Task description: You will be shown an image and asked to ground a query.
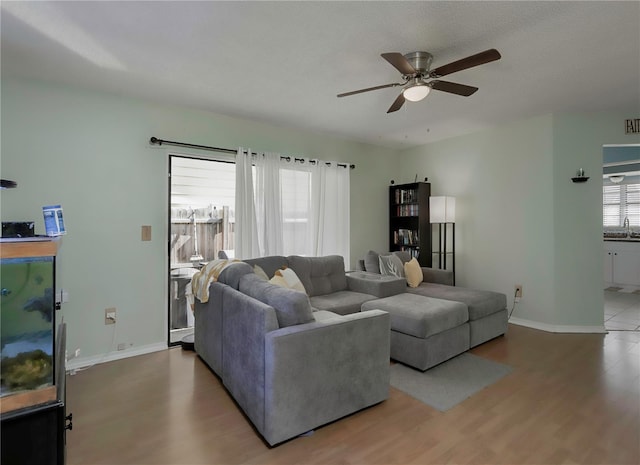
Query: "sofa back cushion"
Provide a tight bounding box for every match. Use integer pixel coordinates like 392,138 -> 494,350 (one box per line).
218,262 -> 254,290
364,250 -> 381,273
392,250 -> 412,264
243,256 -> 289,279
287,255 -> 347,297
239,273 -> 314,327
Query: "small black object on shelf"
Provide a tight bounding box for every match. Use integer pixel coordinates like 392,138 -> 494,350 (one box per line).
571,176 -> 589,183
0,179 -> 17,189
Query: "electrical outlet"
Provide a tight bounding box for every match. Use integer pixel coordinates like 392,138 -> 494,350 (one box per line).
515,284 -> 523,302
57,289 -> 69,303
105,307 -> 116,325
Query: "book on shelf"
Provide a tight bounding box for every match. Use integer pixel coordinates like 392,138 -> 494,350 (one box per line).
396,204 -> 419,217
393,229 -> 419,246
394,188 -> 418,205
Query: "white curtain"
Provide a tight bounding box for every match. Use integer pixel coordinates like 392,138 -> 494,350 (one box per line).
235,148 -> 350,265
234,148 -> 260,259
310,161 -> 351,268
253,152 -> 284,256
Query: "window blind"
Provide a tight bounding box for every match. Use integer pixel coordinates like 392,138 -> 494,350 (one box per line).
603,183 -> 640,227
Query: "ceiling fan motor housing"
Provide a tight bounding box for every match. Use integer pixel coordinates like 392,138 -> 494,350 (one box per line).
403,51 -> 433,75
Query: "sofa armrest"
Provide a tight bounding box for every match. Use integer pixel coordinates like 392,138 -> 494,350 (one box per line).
346,272 -> 406,297
263,310 -> 390,445
422,267 -> 454,286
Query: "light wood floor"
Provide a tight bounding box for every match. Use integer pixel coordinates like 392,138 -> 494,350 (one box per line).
66,325 -> 640,465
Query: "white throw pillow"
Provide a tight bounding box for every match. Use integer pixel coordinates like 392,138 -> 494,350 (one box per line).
378,254 -> 405,278
253,264 -> 269,281
270,267 -> 307,293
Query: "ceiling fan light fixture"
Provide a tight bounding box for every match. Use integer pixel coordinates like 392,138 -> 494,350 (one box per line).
609,175 -> 625,184
403,82 -> 431,102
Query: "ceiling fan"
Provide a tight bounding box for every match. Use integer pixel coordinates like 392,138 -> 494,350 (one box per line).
337,49 -> 501,113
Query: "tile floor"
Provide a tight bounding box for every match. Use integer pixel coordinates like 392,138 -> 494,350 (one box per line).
604,286 -> 640,331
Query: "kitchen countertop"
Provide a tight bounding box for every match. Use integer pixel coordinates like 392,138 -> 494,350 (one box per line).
604,237 -> 640,242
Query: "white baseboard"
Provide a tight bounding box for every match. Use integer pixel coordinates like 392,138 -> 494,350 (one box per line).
509,317 -> 607,334
66,342 -> 167,372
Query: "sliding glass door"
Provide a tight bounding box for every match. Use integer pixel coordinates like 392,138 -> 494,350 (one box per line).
168,155 -> 235,345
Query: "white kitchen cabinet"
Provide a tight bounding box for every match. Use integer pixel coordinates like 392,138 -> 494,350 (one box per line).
604,241 -> 640,286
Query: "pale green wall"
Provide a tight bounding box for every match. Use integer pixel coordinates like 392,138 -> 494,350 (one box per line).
400,115 -> 557,326
1,77 -> 396,361
552,113 -> 640,327
400,111 -> 640,331
3,77 -> 636,363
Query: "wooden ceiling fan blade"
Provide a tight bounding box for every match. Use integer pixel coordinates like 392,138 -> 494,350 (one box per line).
430,80 -> 478,96
337,83 -> 401,98
381,52 -> 417,75
387,93 -> 405,113
430,49 -> 501,78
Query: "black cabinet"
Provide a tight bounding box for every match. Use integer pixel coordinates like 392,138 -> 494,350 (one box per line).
389,182 -> 431,266
1,323 -> 68,465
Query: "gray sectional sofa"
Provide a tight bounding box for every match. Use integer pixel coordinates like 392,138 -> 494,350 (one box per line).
194,253 -> 507,445
194,256 -> 391,446
357,250 -> 508,370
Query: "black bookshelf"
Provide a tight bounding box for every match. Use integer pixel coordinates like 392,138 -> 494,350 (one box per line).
389,182 -> 431,267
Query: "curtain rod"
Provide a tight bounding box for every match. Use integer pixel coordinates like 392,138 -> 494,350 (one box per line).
149,137 -> 355,169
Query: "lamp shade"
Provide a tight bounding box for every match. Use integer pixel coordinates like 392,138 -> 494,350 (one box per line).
429,196 -> 456,223
403,83 -> 431,102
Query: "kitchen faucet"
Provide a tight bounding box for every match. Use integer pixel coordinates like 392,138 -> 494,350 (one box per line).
623,216 -> 630,236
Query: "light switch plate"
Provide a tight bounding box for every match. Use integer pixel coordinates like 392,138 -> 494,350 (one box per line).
141,225 -> 152,241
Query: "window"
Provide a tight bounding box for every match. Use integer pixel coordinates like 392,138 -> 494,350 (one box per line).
603,183 -> 640,227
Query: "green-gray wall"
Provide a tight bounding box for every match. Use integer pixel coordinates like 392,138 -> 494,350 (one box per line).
3,77 -> 638,365
401,112 -> 640,331
1,77 -> 396,364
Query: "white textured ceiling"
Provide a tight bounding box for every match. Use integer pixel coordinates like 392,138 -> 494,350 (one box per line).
2,1 -> 639,149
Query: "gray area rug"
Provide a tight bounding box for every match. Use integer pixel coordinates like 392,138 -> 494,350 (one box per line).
390,353 -> 512,411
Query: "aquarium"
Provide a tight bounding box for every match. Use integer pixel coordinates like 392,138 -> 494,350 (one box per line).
1,255 -> 55,398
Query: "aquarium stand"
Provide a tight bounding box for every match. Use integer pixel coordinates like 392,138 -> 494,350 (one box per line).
1,239 -> 69,465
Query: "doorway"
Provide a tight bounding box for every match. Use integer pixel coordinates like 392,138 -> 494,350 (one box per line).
602,144 -> 640,331
168,155 -> 235,345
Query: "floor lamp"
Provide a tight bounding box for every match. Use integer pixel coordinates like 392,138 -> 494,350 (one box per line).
430,196 -> 456,285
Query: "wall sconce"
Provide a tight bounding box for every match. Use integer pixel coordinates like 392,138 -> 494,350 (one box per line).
571,169 -> 589,183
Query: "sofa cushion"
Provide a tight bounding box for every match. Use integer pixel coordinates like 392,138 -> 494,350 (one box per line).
364,250 -> 381,274
243,256 -> 289,279
253,265 -> 269,281
379,254 -> 405,278
313,310 -> 342,322
218,262 -> 255,290
288,255 -> 347,297
407,283 -> 507,320
361,293 -> 468,339
392,250 -> 412,264
310,290 -> 377,315
239,273 -> 314,327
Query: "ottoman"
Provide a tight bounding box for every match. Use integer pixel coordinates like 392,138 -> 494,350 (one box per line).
362,293 -> 469,371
